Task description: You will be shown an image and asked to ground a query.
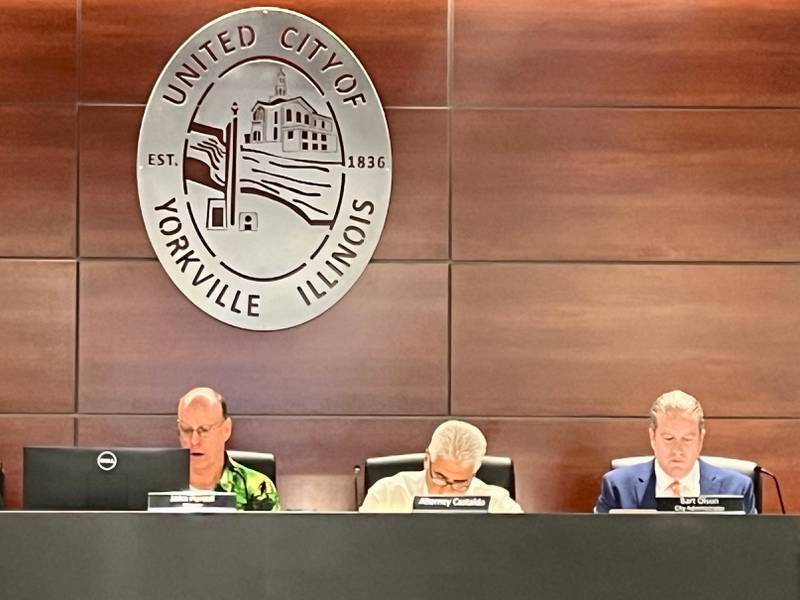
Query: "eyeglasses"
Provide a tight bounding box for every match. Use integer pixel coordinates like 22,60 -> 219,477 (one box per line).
177,419 -> 225,439
426,459 -> 473,492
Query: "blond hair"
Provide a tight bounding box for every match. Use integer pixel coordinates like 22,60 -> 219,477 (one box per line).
649,390 -> 704,430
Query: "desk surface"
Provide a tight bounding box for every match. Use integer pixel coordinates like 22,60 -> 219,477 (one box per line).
0,513 -> 796,600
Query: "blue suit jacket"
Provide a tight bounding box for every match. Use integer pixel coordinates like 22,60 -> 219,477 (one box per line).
594,458 -> 757,514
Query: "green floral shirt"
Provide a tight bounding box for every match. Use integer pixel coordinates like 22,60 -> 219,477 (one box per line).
217,455 -> 280,511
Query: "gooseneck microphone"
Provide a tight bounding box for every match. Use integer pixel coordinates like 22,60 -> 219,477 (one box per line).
352,465 -> 361,510
755,466 -> 786,514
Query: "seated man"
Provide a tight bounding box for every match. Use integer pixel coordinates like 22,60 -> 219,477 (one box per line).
177,386 -> 280,511
594,389 -> 756,514
360,419 -> 523,513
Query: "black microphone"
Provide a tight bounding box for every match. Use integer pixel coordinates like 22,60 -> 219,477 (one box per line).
352,465 -> 361,510
755,466 -> 786,514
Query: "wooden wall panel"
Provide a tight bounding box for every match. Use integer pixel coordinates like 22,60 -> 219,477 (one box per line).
77,107 -> 448,260
81,0 -> 447,106
454,0 -> 800,107
79,106 -> 152,258
472,418 -> 650,514
0,106 -> 76,257
0,416 -> 74,509
78,416 -> 178,448
0,0 -> 76,103
0,262 -> 76,413
79,261 -> 448,415
452,263 -> 800,418
452,109 -> 800,261
375,110 -> 449,260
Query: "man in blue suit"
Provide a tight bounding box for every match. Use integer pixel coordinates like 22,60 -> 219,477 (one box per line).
594,390 -> 757,514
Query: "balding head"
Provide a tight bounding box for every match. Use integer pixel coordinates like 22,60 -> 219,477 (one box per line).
177,386 -> 228,420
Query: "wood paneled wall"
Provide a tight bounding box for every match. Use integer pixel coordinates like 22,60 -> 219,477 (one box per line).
1,0 -> 799,513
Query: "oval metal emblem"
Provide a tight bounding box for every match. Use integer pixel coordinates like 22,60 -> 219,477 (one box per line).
97,451 -> 118,472
138,8 -> 392,330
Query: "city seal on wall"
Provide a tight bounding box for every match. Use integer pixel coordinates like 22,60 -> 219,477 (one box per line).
137,7 -> 391,330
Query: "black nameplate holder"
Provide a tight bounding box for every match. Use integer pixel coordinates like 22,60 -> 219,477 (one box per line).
656,495 -> 745,514
148,490 -> 237,513
412,495 -> 490,513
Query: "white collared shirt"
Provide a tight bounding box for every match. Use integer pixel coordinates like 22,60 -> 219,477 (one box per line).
654,459 -> 700,497
359,470 -> 523,513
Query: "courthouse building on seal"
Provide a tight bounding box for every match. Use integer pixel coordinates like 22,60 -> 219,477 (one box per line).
244,69 -> 338,153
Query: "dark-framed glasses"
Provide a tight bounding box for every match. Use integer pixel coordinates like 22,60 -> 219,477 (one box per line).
427,460 -> 473,492
177,419 -> 225,439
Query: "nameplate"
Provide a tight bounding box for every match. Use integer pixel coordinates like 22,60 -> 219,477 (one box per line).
147,490 -> 237,513
412,495 -> 490,513
656,495 -> 745,514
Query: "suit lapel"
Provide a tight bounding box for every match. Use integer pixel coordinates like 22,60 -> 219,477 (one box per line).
635,461 -> 657,509
699,459 -> 720,495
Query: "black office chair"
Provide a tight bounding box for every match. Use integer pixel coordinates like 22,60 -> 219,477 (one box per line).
364,453 -> 516,499
611,454 -> 762,513
227,450 -> 276,485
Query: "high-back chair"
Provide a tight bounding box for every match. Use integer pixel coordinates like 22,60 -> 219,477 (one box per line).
227,450 -> 276,485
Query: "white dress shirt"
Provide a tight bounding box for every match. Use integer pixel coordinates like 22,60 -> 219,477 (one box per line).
654,459 -> 700,497
359,470 -> 523,513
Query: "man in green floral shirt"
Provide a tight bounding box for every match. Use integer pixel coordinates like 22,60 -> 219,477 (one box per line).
218,453 -> 280,511
177,387 -> 280,511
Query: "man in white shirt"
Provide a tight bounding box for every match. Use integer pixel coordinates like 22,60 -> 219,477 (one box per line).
594,390 -> 756,513
359,420 -> 523,514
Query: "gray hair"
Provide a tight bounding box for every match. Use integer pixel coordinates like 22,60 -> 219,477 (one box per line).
649,390 -> 704,430
427,420 -> 487,469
